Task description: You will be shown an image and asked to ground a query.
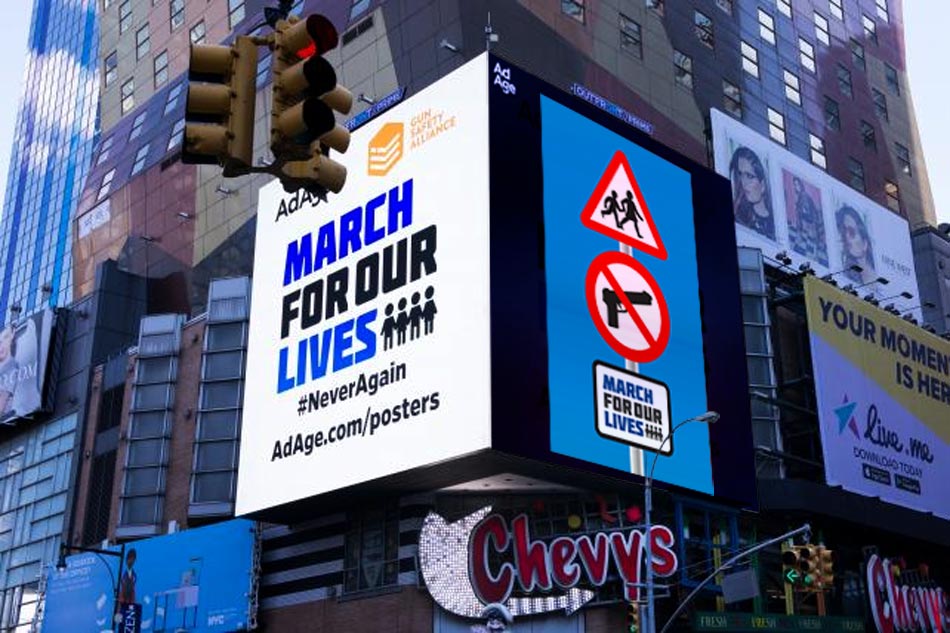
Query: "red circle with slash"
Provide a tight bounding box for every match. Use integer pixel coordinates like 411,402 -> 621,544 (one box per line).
585,251 -> 670,363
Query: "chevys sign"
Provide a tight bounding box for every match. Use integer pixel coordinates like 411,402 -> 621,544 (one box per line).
419,506 -> 678,620
867,554 -> 950,633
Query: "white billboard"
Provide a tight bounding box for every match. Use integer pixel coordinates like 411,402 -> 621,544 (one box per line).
237,56 -> 492,515
711,109 -> 919,307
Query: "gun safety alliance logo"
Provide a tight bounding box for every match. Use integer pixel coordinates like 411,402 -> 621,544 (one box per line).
368,123 -> 404,176
368,109 -> 459,177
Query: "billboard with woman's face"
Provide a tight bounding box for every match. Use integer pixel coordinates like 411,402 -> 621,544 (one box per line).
712,110 -> 918,310
0,309 -> 53,422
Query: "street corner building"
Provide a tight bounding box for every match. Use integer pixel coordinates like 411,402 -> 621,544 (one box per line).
0,1 -> 946,633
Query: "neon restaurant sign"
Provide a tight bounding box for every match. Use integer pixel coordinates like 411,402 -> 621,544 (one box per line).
418,506 -> 678,619
867,555 -> 950,633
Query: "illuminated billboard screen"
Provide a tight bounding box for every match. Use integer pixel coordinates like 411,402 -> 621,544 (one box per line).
43,519 -> 257,633
238,54 -> 757,515
0,308 -> 54,423
805,277 -> 950,517
711,109 -> 919,310
239,56 -> 492,516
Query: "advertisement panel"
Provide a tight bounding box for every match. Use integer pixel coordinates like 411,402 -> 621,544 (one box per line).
711,110 -> 919,308
805,276 -> 950,518
43,519 -> 257,633
487,57 -> 757,506
0,308 -> 53,422
237,56 -> 492,515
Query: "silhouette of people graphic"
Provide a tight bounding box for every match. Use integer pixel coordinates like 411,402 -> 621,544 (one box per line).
422,286 -> 437,335
619,190 -> 644,238
409,292 -> 423,340
395,298 -> 409,345
382,304 -> 397,350
601,190 -> 621,228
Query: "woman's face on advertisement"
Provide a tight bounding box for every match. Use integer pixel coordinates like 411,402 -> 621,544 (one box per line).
842,215 -> 867,260
737,157 -> 765,205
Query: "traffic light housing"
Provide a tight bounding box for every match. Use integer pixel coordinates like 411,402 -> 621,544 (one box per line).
182,37 -> 258,175
271,14 -> 353,194
626,601 -> 640,633
782,545 -> 819,589
817,547 -> 834,588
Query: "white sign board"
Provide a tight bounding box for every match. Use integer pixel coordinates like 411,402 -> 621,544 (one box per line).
237,56 -> 492,515
711,109 -> 919,310
594,361 -> 671,453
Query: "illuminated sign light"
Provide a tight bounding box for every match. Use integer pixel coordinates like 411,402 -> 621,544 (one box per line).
569,84 -> 654,136
866,554 -> 950,633
419,506 -> 678,621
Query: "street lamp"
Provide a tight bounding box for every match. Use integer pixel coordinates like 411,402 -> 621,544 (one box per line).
642,410 -> 719,633
56,541 -> 127,631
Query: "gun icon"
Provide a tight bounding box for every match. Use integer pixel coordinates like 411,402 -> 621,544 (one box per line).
602,289 -> 652,328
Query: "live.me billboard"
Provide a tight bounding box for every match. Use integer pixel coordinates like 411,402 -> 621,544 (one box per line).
806,277 -> 950,517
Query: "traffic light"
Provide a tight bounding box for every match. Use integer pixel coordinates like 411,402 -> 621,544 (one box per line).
271,14 -> 353,194
817,547 -> 834,588
626,601 -> 640,633
182,37 -> 258,176
798,545 -> 819,588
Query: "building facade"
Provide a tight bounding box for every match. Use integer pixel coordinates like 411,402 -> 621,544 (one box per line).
0,0 -> 100,325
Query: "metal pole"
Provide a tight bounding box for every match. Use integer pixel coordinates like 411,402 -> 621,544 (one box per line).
644,473 -> 654,633
114,543 -> 126,633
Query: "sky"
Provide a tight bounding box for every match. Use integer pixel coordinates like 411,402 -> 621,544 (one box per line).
0,3 -> 943,222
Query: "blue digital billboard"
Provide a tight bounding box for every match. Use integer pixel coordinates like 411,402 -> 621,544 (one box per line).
43,519 -> 256,633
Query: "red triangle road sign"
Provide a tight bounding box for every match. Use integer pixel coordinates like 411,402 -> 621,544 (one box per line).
580,151 -> 667,260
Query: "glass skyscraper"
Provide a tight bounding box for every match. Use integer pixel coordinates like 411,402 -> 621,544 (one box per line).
0,0 -> 99,323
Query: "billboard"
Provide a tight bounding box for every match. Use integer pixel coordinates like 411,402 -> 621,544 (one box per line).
487,58 -> 757,506
43,519 -> 257,633
238,56 -> 492,515
805,276 -> 950,517
711,109 -> 919,309
0,308 -> 54,423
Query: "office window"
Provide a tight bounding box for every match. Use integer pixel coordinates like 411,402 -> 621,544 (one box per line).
228,0 -> 245,28
768,108 -> 786,145
129,111 -> 147,141
824,96 -> 840,130
862,15 -> 877,43
170,0 -> 184,31
164,82 -> 183,115
884,181 -> 900,212
783,70 -> 801,105
723,80 -> 742,117
343,506 -> 400,594
741,41 -> 759,78
809,134 -> 827,169
620,14 -> 642,58
190,20 -> 206,45
848,157 -> 865,192
885,63 -> 900,95
97,169 -> 115,201
135,25 -> 150,60
851,39 -> 865,70
799,38 -> 816,73
837,64 -> 852,98
153,50 -> 169,87
716,0 -> 732,15
758,9 -> 776,45
860,120 -> 876,151
776,0 -> 791,17
561,0 -> 585,23
167,118 -> 185,152
895,143 -> 912,176
104,51 -> 117,87
121,77 -> 135,114
673,50 -> 693,89
814,12 -> 830,45
119,0 -> 131,33
830,0 -> 843,20
96,136 -> 114,166
873,88 -> 888,121
694,11 -> 714,48
255,53 -> 270,88
131,144 -> 150,176
877,0 -> 889,22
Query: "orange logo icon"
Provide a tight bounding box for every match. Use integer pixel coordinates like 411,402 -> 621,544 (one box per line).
368,122 -> 404,176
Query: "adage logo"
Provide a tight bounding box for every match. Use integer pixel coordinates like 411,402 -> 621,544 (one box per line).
834,395 -> 860,439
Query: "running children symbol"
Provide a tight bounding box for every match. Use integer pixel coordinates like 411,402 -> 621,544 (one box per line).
381,286 -> 437,350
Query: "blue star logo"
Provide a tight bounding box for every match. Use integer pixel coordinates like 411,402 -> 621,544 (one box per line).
834,396 -> 860,438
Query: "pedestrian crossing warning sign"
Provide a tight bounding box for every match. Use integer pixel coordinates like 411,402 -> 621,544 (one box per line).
580,151 -> 667,260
